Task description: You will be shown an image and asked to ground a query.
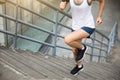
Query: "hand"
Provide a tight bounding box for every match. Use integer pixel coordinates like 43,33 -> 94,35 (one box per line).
96,17 -> 102,25
60,2 -> 67,10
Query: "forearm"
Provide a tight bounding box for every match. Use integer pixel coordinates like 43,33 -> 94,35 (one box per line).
98,0 -> 105,18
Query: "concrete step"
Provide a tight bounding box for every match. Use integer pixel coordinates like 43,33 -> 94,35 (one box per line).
0,60 -> 35,80
0,47 -> 120,80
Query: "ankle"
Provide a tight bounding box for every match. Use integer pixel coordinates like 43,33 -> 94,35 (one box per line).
81,45 -> 85,50
76,61 -> 82,67
78,64 -> 82,68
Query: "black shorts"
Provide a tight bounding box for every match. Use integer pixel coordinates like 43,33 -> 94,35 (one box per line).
71,26 -> 95,38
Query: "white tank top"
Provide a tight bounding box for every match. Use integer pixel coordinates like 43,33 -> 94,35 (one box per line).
70,0 -> 95,30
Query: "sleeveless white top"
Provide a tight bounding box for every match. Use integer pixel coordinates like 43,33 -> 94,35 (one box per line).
70,0 -> 95,30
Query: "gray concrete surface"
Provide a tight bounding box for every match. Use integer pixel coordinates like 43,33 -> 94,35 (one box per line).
0,61 -> 35,80
0,47 -> 120,80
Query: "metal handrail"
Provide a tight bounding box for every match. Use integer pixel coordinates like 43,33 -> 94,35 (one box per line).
37,0 -> 72,18
0,0 -> 118,62
0,29 -> 54,47
107,22 -> 118,54
8,0 -> 72,30
0,0 -> 72,52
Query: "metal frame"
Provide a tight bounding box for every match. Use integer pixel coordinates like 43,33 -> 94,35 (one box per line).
0,0 -> 118,62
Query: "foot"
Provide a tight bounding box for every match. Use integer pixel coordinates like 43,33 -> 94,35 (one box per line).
70,64 -> 84,76
76,44 -> 88,62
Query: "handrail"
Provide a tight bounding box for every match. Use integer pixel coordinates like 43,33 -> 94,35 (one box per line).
0,13 -> 65,40
95,29 -> 109,40
1,0 -> 73,52
7,0 -> 71,30
37,0 -> 72,18
107,21 -> 118,54
109,22 -> 118,40
0,29 -> 54,47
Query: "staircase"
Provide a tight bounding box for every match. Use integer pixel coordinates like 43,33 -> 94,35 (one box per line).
0,46 -> 120,80
0,0 -> 120,80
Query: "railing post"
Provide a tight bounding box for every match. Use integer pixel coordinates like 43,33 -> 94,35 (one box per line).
90,32 -> 95,61
111,25 -> 115,45
31,0 -> 34,24
106,39 -> 111,61
19,0 -> 23,35
98,36 -> 104,62
3,2 -> 8,47
52,10 -> 59,56
13,1 -> 18,48
115,21 -> 118,42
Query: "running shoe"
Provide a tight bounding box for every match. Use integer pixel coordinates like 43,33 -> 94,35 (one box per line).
70,64 -> 84,76
76,44 -> 87,62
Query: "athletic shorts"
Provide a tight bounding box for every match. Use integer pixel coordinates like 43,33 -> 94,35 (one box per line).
71,26 -> 95,38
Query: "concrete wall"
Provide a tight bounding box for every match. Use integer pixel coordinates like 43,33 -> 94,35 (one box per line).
0,0 -> 55,46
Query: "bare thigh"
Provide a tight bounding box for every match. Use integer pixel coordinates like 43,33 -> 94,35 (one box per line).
64,29 -> 90,43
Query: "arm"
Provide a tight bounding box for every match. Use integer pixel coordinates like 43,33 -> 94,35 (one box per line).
96,0 -> 105,25
60,0 -> 69,10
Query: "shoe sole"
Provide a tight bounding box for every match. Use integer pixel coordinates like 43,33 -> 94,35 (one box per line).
77,47 -> 88,62
72,68 -> 84,76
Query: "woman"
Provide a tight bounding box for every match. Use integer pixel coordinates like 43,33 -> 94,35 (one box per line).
60,0 -> 105,76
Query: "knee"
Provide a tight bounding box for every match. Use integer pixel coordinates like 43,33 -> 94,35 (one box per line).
64,36 -> 72,45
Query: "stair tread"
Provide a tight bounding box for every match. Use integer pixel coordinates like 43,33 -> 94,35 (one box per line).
0,47 -> 120,80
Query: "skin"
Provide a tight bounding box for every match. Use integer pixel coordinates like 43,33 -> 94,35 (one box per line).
60,0 -> 105,66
